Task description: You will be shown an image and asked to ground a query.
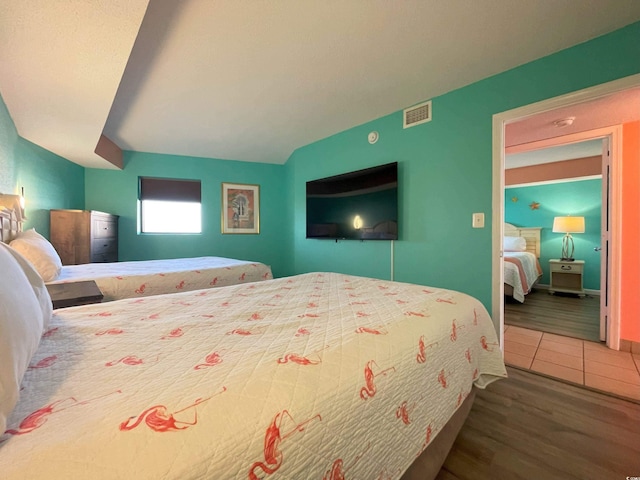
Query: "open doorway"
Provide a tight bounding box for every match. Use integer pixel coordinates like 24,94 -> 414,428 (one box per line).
492,77 -> 640,399
503,139 -> 603,343
492,74 -> 640,353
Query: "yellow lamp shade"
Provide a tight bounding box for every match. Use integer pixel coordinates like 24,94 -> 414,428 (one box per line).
552,216 -> 585,234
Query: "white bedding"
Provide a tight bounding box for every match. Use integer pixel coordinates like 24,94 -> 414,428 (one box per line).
504,251 -> 541,302
1,273 -> 506,479
48,256 -> 273,301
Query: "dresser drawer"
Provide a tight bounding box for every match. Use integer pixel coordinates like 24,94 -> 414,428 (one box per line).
91,251 -> 118,263
92,218 -> 118,239
92,237 -> 117,256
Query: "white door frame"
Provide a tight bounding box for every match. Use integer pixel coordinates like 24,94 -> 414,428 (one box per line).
492,73 -> 640,351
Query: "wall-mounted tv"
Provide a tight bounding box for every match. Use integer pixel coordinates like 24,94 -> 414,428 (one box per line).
306,162 -> 398,240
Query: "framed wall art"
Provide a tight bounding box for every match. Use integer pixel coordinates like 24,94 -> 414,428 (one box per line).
221,183 -> 260,234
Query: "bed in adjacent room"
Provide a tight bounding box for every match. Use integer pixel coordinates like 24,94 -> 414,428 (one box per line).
0,197 -> 273,301
504,222 -> 543,302
0,239 -> 507,480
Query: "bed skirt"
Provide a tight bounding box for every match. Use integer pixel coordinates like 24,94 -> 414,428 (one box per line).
401,388 -> 476,479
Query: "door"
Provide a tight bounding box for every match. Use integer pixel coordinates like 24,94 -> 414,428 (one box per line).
600,137 -> 611,342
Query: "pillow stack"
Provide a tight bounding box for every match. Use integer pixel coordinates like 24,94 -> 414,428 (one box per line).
10,228 -> 62,281
0,243 -> 53,434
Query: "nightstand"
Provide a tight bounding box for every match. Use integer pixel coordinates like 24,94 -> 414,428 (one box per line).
549,259 -> 585,297
46,280 -> 104,309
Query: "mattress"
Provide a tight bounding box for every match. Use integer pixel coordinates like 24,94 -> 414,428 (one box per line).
49,256 -> 273,301
504,251 -> 542,302
1,272 -> 506,479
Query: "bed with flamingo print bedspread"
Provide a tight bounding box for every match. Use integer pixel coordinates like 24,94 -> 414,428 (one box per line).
0,272 -> 506,479
48,256 -> 273,301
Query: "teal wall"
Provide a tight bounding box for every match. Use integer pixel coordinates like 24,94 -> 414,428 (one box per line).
285,22 -> 640,311
84,151 -> 289,277
0,94 -> 19,193
505,179 -> 602,289
2,21 -> 639,315
0,94 -> 84,237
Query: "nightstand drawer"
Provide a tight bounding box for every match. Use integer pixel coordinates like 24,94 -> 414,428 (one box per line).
549,262 -> 583,274
549,259 -> 585,297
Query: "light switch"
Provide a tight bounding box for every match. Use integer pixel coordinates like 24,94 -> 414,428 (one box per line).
472,213 -> 484,228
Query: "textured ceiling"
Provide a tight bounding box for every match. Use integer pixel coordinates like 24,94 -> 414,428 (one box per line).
505,87 -> 640,167
0,0 -> 149,168
2,1 -> 640,169
506,139 -> 603,169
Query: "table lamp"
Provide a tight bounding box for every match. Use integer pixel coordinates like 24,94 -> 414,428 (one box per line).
552,216 -> 585,261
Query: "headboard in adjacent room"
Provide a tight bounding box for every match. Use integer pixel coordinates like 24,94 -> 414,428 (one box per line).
504,222 -> 542,258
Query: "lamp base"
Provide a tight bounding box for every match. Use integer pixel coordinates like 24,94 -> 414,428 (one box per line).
560,257 -> 575,262
560,234 -> 575,263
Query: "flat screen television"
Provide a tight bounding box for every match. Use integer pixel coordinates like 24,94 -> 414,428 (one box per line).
306,162 -> 398,240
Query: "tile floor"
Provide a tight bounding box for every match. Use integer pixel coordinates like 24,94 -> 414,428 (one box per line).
504,324 -> 640,402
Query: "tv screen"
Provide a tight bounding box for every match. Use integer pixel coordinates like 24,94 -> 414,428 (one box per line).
306,162 -> 398,240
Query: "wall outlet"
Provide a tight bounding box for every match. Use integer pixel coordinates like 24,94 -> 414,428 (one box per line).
472,213 -> 485,228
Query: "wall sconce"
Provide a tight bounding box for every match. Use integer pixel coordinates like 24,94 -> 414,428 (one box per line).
19,187 -> 27,221
353,215 -> 363,229
552,216 -> 585,261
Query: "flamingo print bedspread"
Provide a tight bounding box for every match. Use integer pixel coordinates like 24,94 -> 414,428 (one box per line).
1,272 -> 506,479
49,256 -> 273,301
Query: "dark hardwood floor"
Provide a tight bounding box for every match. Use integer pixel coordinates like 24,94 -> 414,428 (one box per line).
437,367 -> 640,480
505,288 -> 600,342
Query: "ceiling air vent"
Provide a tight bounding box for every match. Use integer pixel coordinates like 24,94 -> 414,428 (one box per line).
403,100 -> 432,129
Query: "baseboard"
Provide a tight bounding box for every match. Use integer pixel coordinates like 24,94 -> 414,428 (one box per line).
620,339 -> 640,354
534,284 -> 600,296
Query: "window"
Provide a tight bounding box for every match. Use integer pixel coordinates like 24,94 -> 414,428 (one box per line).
139,177 -> 202,233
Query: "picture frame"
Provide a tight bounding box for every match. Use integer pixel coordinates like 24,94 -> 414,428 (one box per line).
221,183 -> 260,234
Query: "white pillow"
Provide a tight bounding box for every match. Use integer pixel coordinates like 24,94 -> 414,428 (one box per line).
10,228 -> 62,281
4,242 -> 54,329
0,242 -> 51,434
504,235 -> 527,252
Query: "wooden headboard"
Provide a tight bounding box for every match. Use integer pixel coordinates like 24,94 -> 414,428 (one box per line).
0,194 -> 24,243
504,222 -> 542,258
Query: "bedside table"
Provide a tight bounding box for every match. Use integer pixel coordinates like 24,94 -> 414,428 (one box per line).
46,280 -> 104,309
548,259 -> 585,297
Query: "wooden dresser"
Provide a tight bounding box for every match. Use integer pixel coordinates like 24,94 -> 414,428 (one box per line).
50,210 -> 118,265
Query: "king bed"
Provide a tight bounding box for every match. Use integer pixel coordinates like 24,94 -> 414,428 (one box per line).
0,232 -> 507,479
